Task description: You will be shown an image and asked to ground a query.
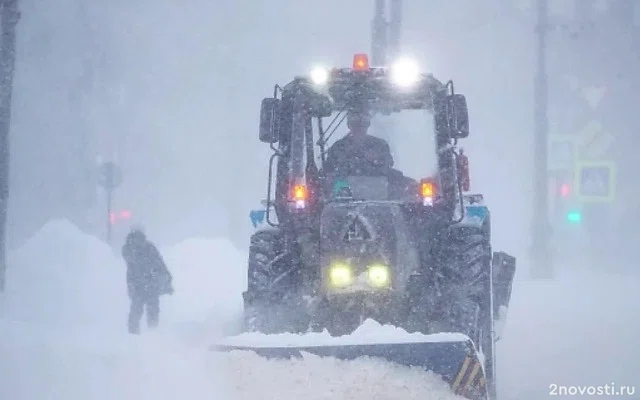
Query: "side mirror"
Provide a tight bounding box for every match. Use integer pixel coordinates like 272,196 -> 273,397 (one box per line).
259,97 -> 280,143
449,94 -> 469,139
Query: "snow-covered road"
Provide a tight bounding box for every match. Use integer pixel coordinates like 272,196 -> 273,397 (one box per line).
499,268 -> 640,399
0,220 -> 638,399
0,320 -> 221,400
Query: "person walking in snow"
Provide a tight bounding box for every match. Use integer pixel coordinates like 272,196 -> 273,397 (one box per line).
122,228 -> 174,334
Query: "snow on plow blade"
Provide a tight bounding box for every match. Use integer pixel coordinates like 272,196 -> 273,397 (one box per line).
213,334 -> 488,400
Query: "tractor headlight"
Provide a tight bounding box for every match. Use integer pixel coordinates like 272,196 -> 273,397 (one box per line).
328,263 -> 352,287
367,264 -> 390,288
389,58 -> 420,88
310,66 -> 329,85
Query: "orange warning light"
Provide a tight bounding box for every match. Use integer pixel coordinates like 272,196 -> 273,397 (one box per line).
292,184 -> 308,201
421,181 -> 435,198
352,53 -> 370,71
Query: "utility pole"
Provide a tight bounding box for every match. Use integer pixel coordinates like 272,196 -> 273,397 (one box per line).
370,0 -> 388,144
371,0 -> 387,67
371,0 -> 403,64
370,0 -> 402,149
97,161 -> 122,245
74,0 -> 96,233
387,0 -> 402,61
531,0 -> 552,278
0,0 -> 20,291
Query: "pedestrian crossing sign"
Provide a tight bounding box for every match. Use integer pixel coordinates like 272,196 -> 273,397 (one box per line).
575,161 -> 616,203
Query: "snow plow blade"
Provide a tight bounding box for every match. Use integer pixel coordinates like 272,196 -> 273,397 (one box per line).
213,335 -> 488,400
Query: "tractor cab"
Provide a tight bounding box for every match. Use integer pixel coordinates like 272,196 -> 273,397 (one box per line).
257,53 -> 470,229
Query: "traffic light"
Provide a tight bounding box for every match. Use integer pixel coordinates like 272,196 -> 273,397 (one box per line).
560,183 -> 570,197
109,209 -> 132,225
566,209 -> 582,223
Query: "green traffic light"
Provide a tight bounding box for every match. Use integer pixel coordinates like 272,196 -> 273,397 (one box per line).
566,210 -> 582,223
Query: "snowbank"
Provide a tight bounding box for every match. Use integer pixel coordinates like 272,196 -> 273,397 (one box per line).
218,349 -> 466,400
2,219 -> 127,328
1,219 -> 247,337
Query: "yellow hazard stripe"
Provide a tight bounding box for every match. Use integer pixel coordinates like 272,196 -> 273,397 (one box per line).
452,356 -> 472,393
452,356 -> 485,397
464,362 -> 483,396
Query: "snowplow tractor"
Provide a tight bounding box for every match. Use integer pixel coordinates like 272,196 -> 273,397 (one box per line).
213,54 -> 517,400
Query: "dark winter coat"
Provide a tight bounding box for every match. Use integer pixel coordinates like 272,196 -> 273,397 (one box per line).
323,132 -> 419,201
324,132 -> 394,177
122,233 -> 173,299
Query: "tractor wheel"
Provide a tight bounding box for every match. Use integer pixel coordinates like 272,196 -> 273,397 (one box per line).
243,229 -> 308,334
442,226 -> 496,398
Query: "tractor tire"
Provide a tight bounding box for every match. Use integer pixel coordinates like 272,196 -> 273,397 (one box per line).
243,229 -> 308,334
434,226 -> 495,398
246,229 -> 285,294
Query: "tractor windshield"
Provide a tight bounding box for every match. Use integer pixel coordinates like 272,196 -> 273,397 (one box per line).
314,108 -> 436,202
372,110 -> 437,179
318,109 -> 437,182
